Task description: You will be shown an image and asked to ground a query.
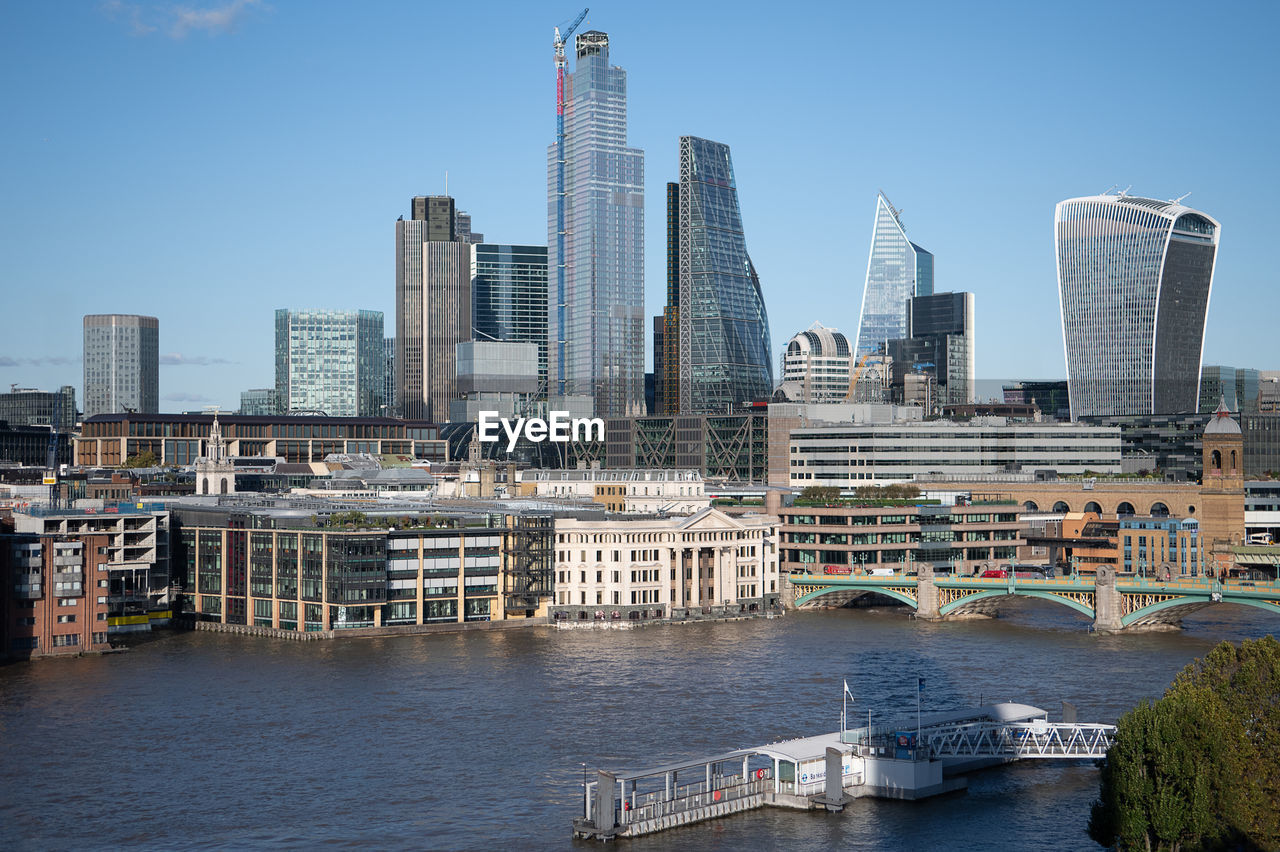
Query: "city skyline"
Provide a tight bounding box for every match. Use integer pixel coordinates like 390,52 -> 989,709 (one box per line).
3,1 -> 1278,411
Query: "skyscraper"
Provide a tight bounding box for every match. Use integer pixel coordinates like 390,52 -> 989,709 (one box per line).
274,309 -> 384,417
658,136 -> 772,414
779,324 -> 856,404
547,30 -> 645,418
887,292 -> 976,407
82,314 -> 158,417
396,195 -> 472,421
1056,194 -> 1218,418
471,244 -> 548,402
383,337 -> 396,416
854,193 -> 934,358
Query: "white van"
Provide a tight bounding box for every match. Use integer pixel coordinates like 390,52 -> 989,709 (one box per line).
869,567 -> 895,576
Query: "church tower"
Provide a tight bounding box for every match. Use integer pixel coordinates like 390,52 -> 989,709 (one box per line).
195,411 -> 236,496
1199,398 -> 1244,558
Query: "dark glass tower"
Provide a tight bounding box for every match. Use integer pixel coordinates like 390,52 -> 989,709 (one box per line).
665,136 -> 773,414
471,244 -> 549,400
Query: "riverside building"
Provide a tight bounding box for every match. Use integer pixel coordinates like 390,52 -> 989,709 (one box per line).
549,507 -> 780,622
789,420 -> 1121,488
1056,193 -> 1219,418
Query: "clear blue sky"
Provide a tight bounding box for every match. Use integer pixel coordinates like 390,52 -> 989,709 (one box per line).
3,0 -> 1278,411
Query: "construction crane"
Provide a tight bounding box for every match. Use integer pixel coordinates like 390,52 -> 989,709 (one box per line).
553,7 -> 588,399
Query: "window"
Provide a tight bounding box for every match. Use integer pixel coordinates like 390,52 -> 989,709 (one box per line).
57,614 -> 76,623
58,597 -> 78,606
52,634 -> 79,647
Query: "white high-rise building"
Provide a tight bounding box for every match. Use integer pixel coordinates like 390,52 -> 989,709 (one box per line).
82,314 -> 159,417
1056,193 -> 1219,419
780,323 -> 856,403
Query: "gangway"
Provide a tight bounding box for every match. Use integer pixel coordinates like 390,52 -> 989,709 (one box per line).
926,719 -> 1115,760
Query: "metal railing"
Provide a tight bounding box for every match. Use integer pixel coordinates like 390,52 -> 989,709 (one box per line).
926,721 -> 1115,760
610,772 -> 772,826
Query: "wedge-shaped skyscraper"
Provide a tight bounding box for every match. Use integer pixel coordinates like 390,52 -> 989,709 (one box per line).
659,136 -> 772,414
1056,194 -> 1219,419
854,193 -> 934,358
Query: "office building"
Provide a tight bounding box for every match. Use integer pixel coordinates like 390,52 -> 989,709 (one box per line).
383,338 -> 396,416
547,30 -> 645,419
1056,193 -> 1219,418
450,341 -> 540,422
789,420 -> 1122,488
83,314 -> 159,417
0,385 -> 77,433
887,292 -> 975,408
854,193 -> 933,358
1199,365 -> 1259,414
1003,381 -> 1070,421
659,136 -> 773,414
239,388 -> 278,416
2,532 -> 112,660
550,508 -> 781,622
274,309 -> 384,417
779,324 -> 857,404
471,244 -> 548,400
778,503 -> 1023,575
397,196 -> 472,421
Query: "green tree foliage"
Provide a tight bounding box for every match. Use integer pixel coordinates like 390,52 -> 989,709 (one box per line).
798,486 -> 841,503
853,483 -> 921,499
123,450 -> 159,468
1089,635 -> 1280,850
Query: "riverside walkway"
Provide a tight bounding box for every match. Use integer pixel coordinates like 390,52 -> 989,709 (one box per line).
788,567 -> 1280,632
573,702 -> 1115,841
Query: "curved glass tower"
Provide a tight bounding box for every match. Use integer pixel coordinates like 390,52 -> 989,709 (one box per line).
669,136 -> 773,414
1056,194 -> 1219,419
854,193 -> 933,358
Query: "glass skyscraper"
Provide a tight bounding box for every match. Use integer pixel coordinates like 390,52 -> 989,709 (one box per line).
854,193 -> 933,358
661,136 -> 772,414
1056,194 -> 1219,419
274,309 -> 384,417
546,30 -> 645,418
83,314 -> 159,417
472,244 -> 548,401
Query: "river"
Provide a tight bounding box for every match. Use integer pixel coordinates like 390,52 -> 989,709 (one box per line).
1,601 -> 1274,850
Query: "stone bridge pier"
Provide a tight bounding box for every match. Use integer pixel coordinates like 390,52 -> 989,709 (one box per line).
1093,566 -> 1123,633
916,564 -> 941,621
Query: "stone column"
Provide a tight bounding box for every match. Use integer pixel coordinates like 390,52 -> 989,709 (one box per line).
1093,565 -> 1123,633
915,562 -> 941,621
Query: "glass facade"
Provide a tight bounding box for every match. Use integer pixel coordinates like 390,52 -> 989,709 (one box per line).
1056,195 -> 1219,419
471,244 -> 548,398
0,385 -> 77,432
854,195 -> 933,358
238,388 -> 277,416
668,136 -> 772,414
546,31 -> 645,419
82,315 -> 159,417
274,309 -> 384,417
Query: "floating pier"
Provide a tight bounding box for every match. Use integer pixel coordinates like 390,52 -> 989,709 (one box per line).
572,702 -> 1115,841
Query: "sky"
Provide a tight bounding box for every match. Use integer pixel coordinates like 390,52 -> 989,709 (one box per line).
2,0 -> 1278,412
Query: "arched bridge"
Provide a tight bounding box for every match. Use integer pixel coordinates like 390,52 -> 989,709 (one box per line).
788,571 -> 1280,632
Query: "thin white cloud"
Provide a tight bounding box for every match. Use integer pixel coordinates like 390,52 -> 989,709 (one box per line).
100,0 -> 262,39
163,391 -> 214,402
0,355 -> 81,367
160,353 -> 235,366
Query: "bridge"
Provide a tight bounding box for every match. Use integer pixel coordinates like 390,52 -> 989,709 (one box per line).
789,566 -> 1280,632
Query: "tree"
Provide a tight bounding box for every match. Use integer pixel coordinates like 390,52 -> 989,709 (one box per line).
123,450 -> 159,468
798,486 -> 841,503
1089,635 -> 1280,850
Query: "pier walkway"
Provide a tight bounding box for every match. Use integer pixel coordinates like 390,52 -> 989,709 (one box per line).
573,702 -> 1115,841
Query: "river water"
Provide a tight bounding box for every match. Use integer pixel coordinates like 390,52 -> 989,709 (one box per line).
2,601 -> 1275,851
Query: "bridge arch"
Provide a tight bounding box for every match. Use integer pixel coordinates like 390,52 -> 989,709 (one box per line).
939,588 -> 1095,620
1122,595 -> 1280,628
793,584 -> 919,610
1022,500 -> 1039,511
1116,501 -> 1136,516
1084,501 -> 1102,514
1052,501 -> 1070,513
1149,502 -> 1169,517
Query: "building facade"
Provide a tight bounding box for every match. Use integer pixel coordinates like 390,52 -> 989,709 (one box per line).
789,420 -> 1122,488
76,413 -> 447,466
1056,194 -> 1219,418
274,309 -> 384,417
779,324 -> 856,404
397,196 -> 473,421
779,502 -> 1023,575
83,314 -> 159,418
1003,381 -> 1070,421
547,30 -> 645,419
888,292 -> 975,408
239,388 -> 278,416
1199,365 -> 1259,414
521,468 -> 710,514
854,193 -> 933,358
382,337 -> 396,416
0,385 -> 77,433
661,136 -> 772,414
550,508 -> 780,622
604,412 -> 769,482
472,244 -> 548,402
450,341 -> 541,422
2,532 -> 112,660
